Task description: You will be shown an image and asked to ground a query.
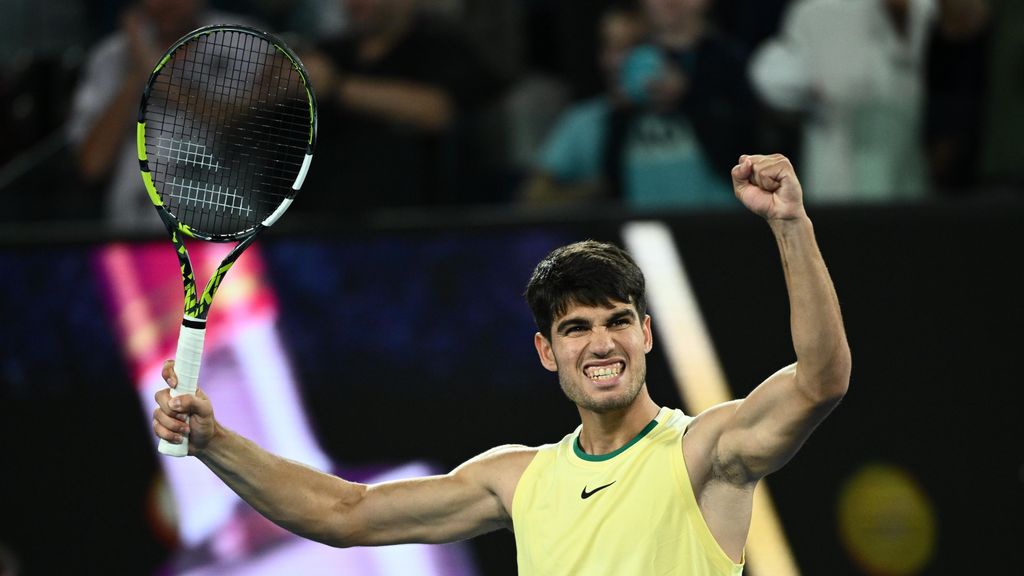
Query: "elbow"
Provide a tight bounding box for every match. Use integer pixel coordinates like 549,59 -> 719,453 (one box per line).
410,86 -> 455,132
318,524 -> 359,549
821,345 -> 852,401
325,537 -> 358,550
308,484 -> 370,548
796,345 -> 851,405
421,98 -> 453,132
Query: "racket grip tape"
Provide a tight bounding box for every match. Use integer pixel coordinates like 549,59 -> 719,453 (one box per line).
157,320 -> 207,457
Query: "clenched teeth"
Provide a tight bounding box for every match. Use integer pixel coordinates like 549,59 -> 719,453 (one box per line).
586,363 -> 623,381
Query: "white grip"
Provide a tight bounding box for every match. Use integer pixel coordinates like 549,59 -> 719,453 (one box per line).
158,321 -> 207,457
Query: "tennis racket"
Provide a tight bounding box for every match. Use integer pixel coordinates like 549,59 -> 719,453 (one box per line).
138,24 -> 316,456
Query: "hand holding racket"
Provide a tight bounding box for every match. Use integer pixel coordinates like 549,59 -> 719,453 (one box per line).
153,360 -> 215,452
138,25 -> 316,456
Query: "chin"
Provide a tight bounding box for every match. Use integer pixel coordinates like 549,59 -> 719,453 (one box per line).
567,384 -> 641,414
586,397 -> 635,414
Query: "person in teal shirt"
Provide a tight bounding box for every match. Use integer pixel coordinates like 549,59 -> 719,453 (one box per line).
526,0 -> 755,210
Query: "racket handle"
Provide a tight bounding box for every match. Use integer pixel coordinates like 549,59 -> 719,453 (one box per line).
158,320 -> 207,457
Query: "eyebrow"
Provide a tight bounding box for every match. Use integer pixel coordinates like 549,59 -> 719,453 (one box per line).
555,308 -> 636,335
555,317 -> 591,335
606,309 -> 635,324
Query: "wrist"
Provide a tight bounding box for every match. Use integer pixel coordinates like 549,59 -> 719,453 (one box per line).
768,212 -> 812,235
194,421 -> 228,460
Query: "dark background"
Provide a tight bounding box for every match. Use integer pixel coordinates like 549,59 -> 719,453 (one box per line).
1,202 -> 1022,574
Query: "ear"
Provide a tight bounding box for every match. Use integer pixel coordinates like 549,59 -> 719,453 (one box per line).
534,332 -> 559,372
642,314 -> 653,353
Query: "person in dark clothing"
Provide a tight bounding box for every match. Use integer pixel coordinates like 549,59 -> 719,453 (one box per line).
606,0 -> 756,208
300,0 -> 504,212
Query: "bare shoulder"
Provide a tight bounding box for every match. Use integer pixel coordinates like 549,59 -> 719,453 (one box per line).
682,401 -> 743,489
457,444 -> 539,485
455,444 -> 540,518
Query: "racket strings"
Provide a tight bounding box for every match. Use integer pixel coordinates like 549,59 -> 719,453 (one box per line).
145,29 -> 311,237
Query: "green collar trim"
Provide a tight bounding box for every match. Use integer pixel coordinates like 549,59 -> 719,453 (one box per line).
573,417 -> 660,462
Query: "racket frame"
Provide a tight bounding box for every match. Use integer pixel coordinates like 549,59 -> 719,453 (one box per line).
136,24 -> 316,456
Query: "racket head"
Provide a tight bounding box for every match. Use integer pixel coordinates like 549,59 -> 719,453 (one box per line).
137,24 -> 317,242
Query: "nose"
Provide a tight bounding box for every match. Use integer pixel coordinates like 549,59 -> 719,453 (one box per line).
589,327 -> 616,357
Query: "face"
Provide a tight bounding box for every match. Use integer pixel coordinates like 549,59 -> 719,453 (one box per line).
599,12 -> 647,80
535,300 -> 653,414
641,0 -> 710,33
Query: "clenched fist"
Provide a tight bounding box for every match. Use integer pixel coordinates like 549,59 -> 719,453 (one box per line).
731,154 -> 807,222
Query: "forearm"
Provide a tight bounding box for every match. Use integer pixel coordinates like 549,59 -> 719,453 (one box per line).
196,424 -> 366,546
337,76 -> 453,131
770,215 -> 851,396
78,75 -> 145,181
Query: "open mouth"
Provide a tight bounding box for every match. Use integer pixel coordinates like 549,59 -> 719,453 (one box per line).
585,361 -> 625,382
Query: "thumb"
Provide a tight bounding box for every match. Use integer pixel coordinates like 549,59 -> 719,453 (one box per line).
731,160 -> 753,190
190,385 -> 214,416
169,390 -> 211,418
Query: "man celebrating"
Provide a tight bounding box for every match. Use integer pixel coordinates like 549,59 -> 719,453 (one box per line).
153,154 -> 850,574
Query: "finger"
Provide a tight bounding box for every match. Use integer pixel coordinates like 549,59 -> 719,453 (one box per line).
767,157 -> 796,189
163,390 -> 212,420
153,407 -> 190,434
152,417 -> 185,444
162,360 -> 178,388
731,157 -> 753,185
154,388 -> 188,421
185,389 -> 213,419
751,158 -> 786,192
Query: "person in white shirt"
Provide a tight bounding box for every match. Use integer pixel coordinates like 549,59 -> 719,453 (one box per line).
67,0 -> 251,231
749,0 -> 936,204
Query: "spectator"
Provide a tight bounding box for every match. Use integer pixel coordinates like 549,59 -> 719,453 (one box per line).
298,0 -> 505,212
525,0 -> 755,210
522,1 -> 648,204
749,0 -> 937,204
67,0 -> 251,232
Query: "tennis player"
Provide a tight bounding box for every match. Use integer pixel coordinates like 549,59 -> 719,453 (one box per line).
153,153 -> 850,574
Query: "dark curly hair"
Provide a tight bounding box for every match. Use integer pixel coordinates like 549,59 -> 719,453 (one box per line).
525,240 -> 647,340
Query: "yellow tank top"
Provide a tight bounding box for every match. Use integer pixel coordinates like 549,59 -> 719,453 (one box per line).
512,406 -> 744,575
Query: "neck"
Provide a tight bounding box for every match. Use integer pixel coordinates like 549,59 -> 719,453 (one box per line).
654,18 -> 705,50
577,389 -> 660,456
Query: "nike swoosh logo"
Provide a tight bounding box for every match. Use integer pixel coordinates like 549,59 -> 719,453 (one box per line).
581,481 -> 616,499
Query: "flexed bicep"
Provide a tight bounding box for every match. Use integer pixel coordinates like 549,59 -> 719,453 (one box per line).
714,363 -> 843,484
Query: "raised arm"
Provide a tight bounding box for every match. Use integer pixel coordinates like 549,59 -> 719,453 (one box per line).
693,154 -> 851,485
302,50 -> 454,132
73,9 -> 160,181
152,362 -> 532,547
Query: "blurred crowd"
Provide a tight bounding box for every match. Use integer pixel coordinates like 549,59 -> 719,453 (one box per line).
0,0 -> 1019,230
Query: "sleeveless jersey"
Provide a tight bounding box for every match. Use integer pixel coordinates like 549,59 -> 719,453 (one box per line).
512,406 -> 744,575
